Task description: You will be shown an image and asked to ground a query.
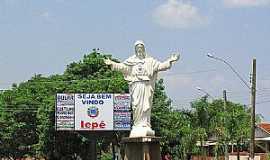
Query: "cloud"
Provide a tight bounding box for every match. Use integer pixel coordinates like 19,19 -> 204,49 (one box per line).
224,0 -> 270,7
162,74 -> 193,88
152,0 -> 208,29
209,74 -> 225,86
55,0 -> 66,3
40,11 -> 50,19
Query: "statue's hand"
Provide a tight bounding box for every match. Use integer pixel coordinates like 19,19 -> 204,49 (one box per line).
169,53 -> 180,62
104,58 -> 114,65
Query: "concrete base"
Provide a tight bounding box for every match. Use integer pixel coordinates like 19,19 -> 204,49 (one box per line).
122,137 -> 161,160
129,126 -> 155,137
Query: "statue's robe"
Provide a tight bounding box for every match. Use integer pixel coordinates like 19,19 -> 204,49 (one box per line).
110,54 -> 172,128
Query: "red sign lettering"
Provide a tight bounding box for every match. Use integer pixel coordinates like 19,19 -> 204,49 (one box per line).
80,121 -> 106,130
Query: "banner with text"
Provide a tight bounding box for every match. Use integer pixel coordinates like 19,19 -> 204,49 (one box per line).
55,93 -> 131,131
55,93 -> 75,130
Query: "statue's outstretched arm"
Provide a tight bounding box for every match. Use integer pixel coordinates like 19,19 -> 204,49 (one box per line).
158,53 -> 180,71
104,58 -> 129,74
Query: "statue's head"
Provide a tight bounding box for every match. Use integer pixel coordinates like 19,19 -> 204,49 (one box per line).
134,40 -> 146,59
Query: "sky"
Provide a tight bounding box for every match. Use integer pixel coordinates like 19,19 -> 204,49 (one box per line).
0,0 -> 270,122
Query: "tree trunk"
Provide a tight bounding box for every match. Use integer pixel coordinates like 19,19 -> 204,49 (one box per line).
112,143 -> 116,160
225,143 -> 229,160
237,142 -> 240,160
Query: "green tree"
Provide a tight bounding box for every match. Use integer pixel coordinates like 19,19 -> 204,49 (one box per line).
151,79 -> 196,160
189,97 -> 254,159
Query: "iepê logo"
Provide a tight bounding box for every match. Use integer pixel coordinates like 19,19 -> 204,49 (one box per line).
87,106 -> 99,118
80,121 -> 106,129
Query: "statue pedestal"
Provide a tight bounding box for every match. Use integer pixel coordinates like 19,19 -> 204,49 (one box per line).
129,126 -> 155,137
122,137 -> 161,160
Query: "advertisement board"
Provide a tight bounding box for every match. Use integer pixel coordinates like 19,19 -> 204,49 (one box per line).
55,93 -> 131,131
113,94 -> 131,130
55,93 -> 75,130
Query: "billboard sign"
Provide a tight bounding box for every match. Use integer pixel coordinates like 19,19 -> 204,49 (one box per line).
75,93 -> 114,130
55,93 -> 131,131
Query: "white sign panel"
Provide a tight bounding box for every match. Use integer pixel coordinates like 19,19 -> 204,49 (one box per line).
75,93 -> 113,130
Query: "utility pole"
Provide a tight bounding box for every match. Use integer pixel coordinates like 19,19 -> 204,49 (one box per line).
223,90 -> 229,160
250,59 -> 256,160
223,90 -> 227,106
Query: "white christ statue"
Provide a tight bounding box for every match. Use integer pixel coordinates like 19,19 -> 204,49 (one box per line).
105,40 -> 180,137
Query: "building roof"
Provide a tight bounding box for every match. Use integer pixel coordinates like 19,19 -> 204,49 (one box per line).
255,137 -> 270,141
257,123 -> 270,134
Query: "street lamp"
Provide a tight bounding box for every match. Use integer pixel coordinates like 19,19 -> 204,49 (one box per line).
196,86 -> 214,99
207,53 -> 250,89
207,53 -> 256,160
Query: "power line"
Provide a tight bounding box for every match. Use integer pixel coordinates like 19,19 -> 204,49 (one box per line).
245,100 -> 270,106
162,69 -> 217,77
0,69 -> 218,86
